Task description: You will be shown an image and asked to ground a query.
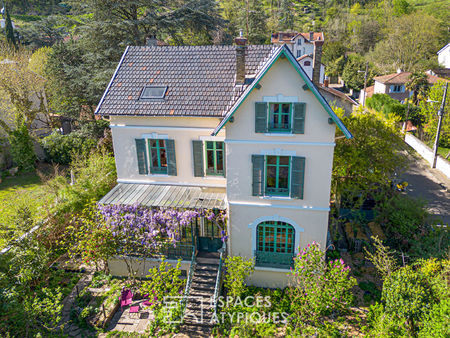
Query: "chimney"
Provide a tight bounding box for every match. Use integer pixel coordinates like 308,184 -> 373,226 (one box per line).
312,40 -> 324,85
146,35 -> 157,46
309,31 -> 314,41
235,29 -> 247,85
323,76 -> 329,87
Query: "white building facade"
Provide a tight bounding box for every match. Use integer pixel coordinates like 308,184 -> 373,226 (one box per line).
96,43 -> 351,288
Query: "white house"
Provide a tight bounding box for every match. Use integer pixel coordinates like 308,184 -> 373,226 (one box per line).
437,43 -> 450,68
95,37 -> 351,289
271,31 -> 324,59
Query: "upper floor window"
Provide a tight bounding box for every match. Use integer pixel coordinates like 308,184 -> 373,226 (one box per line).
149,139 -> 168,174
297,39 -> 302,45
303,61 -> 311,66
192,140 -> 226,177
296,50 -> 302,58
266,155 -> 290,196
134,138 -> 177,176
255,102 -> 305,134
269,103 -> 291,132
205,141 -> 225,176
390,85 -> 405,93
252,155 -> 305,199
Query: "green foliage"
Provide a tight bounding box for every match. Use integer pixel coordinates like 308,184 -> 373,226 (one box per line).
366,94 -> 407,119
288,242 -> 356,326
224,255 -> 255,301
420,81 -> 450,148
333,109 -> 408,206
382,265 -> 434,334
364,236 -> 398,280
141,259 -> 184,335
366,258 -> 449,336
7,119 -> 37,172
45,150 -> 117,214
41,130 -> 96,165
341,54 -> 375,91
66,203 -> 116,271
141,259 -> 184,311
4,8 -> 17,47
376,194 -> 431,252
368,13 -> 442,73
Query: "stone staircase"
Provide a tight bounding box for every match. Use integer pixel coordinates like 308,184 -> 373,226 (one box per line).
180,252 -> 220,337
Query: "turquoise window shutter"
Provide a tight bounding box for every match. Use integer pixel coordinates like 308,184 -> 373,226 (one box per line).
135,139 -> 148,175
192,140 -> 204,177
255,102 -> 268,133
166,139 -> 177,176
293,102 -> 306,134
291,156 -> 305,199
252,154 -> 265,196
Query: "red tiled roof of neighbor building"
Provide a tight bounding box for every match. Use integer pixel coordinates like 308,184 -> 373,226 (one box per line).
271,31 -> 324,43
374,72 -> 448,85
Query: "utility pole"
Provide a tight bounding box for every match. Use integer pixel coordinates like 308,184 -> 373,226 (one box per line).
358,62 -> 369,106
432,82 -> 448,169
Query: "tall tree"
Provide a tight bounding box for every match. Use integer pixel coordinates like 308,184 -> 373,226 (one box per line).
246,0 -> 268,44
4,7 -> 16,47
405,72 -> 430,105
368,13 -> 442,73
67,0 -> 225,46
279,0 -> 294,31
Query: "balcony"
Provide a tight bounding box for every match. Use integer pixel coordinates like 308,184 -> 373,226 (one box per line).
254,250 -> 294,269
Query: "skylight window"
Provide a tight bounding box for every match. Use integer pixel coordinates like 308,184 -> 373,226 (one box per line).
140,86 -> 168,99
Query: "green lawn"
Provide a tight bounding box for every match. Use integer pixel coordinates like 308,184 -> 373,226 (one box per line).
0,172 -> 51,248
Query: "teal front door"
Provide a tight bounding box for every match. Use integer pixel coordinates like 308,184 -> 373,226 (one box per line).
197,218 -> 223,252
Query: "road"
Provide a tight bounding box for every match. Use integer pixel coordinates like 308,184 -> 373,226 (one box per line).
400,152 -> 450,225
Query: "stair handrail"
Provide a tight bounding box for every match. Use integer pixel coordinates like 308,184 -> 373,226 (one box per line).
180,244 -> 196,323
213,240 -> 227,322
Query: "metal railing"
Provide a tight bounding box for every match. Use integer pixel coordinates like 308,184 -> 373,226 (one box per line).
213,241 -> 227,322
254,250 -> 294,269
179,245 -> 196,323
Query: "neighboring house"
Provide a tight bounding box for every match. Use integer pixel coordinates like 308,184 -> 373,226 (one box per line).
437,43 -> 450,68
297,54 -> 325,85
371,71 -> 446,102
95,37 -> 351,288
271,31 -> 324,59
318,84 -> 357,115
0,18 -> 15,29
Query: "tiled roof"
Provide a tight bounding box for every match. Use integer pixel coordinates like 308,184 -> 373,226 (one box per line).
374,72 -> 447,85
318,85 -> 358,105
95,45 -> 278,117
271,32 -> 324,44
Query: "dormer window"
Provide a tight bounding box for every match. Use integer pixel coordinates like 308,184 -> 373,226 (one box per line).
140,86 -> 168,99
297,39 -> 302,45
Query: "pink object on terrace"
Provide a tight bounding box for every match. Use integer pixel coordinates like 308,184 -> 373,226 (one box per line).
129,305 -> 140,313
120,289 -> 133,308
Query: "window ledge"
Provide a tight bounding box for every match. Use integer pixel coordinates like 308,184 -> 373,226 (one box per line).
202,176 -> 226,180
261,196 -> 291,201
147,174 -> 169,177
263,133 -> 295,137
255,266 -> 292,272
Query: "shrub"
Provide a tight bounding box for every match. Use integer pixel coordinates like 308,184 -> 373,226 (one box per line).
224,256 -> 255,301
66,203 -> 117,272
45,150 -> 116,214
288,242 -> 356,326
41,120 -> 111,165
366,94 -> 406,120
376,194 -> 431,252
41,130 -> 96,165
7,120 -> 37,171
